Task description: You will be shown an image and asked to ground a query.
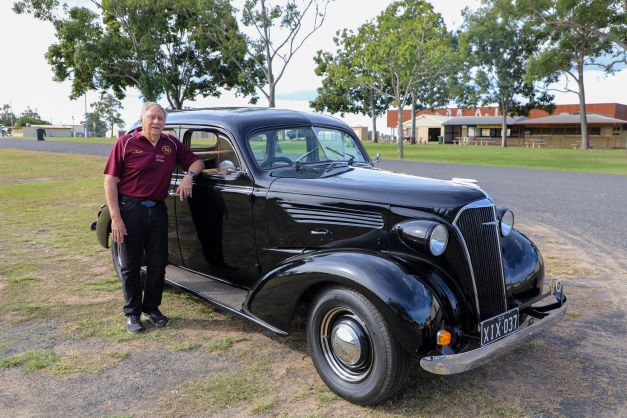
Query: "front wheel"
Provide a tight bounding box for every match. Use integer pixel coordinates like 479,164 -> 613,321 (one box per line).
306,286 -> 410,405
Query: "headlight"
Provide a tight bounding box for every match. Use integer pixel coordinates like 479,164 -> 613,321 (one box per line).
498,209 -> 514,237
394,220 -> 449,256
429,224 -> 448,256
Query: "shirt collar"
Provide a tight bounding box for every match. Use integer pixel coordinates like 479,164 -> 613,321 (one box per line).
132,129 -> 169,143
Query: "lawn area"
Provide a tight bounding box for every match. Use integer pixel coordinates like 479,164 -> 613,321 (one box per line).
8,136 -> 116,144
362,142 -> 627,175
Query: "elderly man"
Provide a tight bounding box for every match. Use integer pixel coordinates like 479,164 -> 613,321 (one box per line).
104,102 -> 204,333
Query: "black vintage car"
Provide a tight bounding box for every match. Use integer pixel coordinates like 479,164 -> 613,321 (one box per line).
93,107 -> 567,405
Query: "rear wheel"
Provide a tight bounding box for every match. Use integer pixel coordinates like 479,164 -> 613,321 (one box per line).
306,286 -> 410,405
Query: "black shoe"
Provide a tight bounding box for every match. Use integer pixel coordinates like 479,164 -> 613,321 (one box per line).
143,308 -> 169,328
126,314 -> 145,333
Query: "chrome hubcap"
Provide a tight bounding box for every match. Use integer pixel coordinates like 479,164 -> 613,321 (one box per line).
331,320 -> 361,366
320,307 -> 372,382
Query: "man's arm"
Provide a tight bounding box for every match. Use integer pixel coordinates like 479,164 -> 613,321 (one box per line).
177,159 -> 204,201
104,174 -> 127,243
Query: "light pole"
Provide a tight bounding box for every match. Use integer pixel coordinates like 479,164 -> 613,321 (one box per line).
84,93 -> 88,138
71,115 -> 75,138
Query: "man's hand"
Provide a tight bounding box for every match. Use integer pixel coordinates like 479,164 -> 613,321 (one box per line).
111,216 -> 127,243
177,174 -> 194,200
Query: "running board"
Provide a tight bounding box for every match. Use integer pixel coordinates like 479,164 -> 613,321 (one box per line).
164,265 -> 287,336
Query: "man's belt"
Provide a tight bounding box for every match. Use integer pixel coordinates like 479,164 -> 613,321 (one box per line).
119,195 -> 163,208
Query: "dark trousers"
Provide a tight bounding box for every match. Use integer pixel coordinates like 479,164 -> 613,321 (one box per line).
118,199 -> 168,316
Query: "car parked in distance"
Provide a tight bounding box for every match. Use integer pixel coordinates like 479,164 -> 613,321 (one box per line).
93,108 -> 567,405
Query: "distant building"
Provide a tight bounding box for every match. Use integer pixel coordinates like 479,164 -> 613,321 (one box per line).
514,113 -> 627,148
387,103 -> 627,148
21,125 -> 73,138
351,126 -> 368,141
402,114 -> 451,143
442,116 -> 526,144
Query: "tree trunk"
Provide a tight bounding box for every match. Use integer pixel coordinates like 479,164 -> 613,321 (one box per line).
397,101 -> 404,160
370,93 -> 378,143
577,60 -> 589,149
410,91 -> 416,145
501,102 -> 508,148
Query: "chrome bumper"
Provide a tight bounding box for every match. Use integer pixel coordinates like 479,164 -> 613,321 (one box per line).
420,298 -> 568,375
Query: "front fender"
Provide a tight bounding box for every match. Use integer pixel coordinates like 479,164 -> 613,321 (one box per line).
246,250 -> 448,355
501,229 -> 544,301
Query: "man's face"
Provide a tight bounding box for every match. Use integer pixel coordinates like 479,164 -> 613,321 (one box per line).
140,107 -> 165,138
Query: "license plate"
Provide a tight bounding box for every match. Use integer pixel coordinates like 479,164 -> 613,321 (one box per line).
480,307 -> 519,346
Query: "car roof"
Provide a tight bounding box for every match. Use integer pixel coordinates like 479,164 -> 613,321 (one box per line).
144,107 -> 351,138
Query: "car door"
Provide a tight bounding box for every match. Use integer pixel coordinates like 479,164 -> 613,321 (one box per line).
164,125 -> 184,266
175,127 -> 259,289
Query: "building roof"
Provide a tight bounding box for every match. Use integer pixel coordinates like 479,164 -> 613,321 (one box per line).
443,116 -> 526,126
29,124 -> 73,129
402,114 -> 452,127
513,113 -> 627,125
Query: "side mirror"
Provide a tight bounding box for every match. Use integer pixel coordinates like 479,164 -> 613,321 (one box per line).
219,160 -> 240,176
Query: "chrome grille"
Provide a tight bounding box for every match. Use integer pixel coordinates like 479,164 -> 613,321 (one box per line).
454,201 -> 507,320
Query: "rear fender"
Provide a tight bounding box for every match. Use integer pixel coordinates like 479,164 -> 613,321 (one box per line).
246,250 -> 450,355
95,204 -> 111,249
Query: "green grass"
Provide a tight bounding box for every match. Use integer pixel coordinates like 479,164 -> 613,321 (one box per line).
363,142 -> 627,175
0,349 -> 59,371
205,336 -> 248,353
8,136 -> 115,144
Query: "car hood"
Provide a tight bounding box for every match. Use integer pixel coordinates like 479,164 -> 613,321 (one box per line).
268,166 -> 488,218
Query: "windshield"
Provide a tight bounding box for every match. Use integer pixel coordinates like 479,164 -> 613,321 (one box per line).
248,126 -> 368,169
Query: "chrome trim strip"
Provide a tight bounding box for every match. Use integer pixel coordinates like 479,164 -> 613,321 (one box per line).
492,205 -> 508,309
420,298 -> 568,375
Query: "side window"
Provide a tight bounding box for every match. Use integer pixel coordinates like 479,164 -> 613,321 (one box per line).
190,131 -> 218,149
184,129 -> 240,174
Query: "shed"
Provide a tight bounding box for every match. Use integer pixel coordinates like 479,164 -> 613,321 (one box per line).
21,124 -> 73,138
402,115 -> 451,143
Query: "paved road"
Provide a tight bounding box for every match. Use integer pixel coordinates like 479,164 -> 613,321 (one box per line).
0,138 -> 114,156
3,139 -> 625,250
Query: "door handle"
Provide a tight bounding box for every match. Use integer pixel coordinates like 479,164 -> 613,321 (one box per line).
310,228 -> 329,235
168,191 -> 179,197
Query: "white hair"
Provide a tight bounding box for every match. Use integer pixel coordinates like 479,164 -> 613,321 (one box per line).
140,102 -> 167,119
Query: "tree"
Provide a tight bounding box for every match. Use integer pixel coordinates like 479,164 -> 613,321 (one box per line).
310,29 -> 391,142
515,0 -> 626,149
460,0 -> 554,147
15,107 -> 50,127
82,112 -> 108,137
211,0 -> 332,107
91,92 -> 125,137
351,0 -> 459,159
14,0 -> 258,109
0,104 -> 16,127
519,0 -> 626,51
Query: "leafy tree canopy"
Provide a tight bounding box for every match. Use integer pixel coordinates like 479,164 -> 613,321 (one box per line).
0,104 -> 17,127
349,0 -> 459,158
512,0 -> 626,148
15,107 -> 51,127
14,0 -> 260,109
460,0 -> 554,146
310,29 -> 392,141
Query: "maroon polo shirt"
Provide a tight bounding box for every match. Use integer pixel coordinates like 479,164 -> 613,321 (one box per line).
104,129 -> 199,200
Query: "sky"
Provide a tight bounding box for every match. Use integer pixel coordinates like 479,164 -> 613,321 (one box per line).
1,0 -> 625,133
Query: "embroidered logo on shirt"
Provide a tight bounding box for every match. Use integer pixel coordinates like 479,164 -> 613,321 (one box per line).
131,149 -> 144,154
162,145 -> 172,155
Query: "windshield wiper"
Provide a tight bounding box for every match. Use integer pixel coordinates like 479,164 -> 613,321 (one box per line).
294,146 -> 320,171
324,146 -> 355,165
